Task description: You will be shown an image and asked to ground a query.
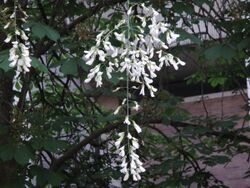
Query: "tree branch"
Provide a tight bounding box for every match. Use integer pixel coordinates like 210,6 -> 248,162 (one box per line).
50,123 -> 119,170
35,0 -> 126,57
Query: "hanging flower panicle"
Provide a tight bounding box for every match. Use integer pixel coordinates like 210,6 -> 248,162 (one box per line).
115,126 -> 145,181
84,3 -> 185,97
84,3 -> 185,181
3,0 -> 31,73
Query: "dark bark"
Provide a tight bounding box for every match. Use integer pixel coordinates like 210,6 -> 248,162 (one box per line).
0,71 -> 17,186
51,123 -> 119,170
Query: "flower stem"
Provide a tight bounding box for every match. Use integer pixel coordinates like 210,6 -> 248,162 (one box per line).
14,0 -> 17,41
126,0 -> 131,159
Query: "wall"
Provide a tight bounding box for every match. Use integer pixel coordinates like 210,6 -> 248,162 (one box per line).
180,92 -> 250,188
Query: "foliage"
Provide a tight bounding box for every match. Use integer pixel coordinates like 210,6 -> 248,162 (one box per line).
0,0 -> 249,187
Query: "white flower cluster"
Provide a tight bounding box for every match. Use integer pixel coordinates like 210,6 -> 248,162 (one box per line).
84,3 -> 185,181
113,98 -> 144,181
115,119 -> 145,181
84,3 -> 185,97
3,4 -> 31,73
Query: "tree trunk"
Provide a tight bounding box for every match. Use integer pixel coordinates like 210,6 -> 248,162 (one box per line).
0,71 -> 17,186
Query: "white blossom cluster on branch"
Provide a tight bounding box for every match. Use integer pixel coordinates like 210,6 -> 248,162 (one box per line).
84,3 -> 185,97
84,3 -> 185,181
3,1 -> 31,73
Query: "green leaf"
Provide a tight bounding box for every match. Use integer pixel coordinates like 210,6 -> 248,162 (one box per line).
31,57 -> 48,73
4,177 -> 25,188
204,44 -> 237,60
14,145 -> 34,165
60,59 -> 77,76
47,172 -> 64,186
30,166 -> 64,186
244,115 -> 250,121
177,29 -> 202,45
31,138 -> 44,150
237,38 -> 250,50
203,155 -> 231,166
43,138 -> 68,152
107,71 -> 122,85
213,155 -> 231,164
172,2 -> 194,14
0,124 -> 8,135
30,166 -> 48,186
0,50 -> 12,72
0,144 -> 15,161
192,0 -> 212,6
29,21 -> 60,41
208,76 -> 227,87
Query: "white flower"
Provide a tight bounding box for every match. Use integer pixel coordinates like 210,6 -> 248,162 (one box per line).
122,98 -> 127,105
132,121 -> 142,133
140,84 -> 145,95
127,132 -> 132,139
84,46 -> 98,65
15,30 -> 20,35
4,34 -> 12,43
127,6 -> 133,15
144,76 -> 153,85
124,115 -> 131,125
118,146 -> 125,157
148,85 -> 157,97
111,48 -> 118,58
114,106 -> 122,115
133,173 -> 141,181
5,4 -> 31,73
132,101 -> 140,111
4,22 -> 10,29
106,62 -> 114,79
141,3 -> 150,16
121,156 -> 128,167
103,41 -> 114,52
138,165 -> 146,173
96,30 -> 106,46
95,71 -> 103,87
115,132 -> 125,148
130,159 -> 136,169
85,64 -> 100,83
113,87 -> 121,92
10,12 -> 15,19
25,28 -> 30,32
8,41 -> 31,73
115,19 -> 126,30
132,139 -> 139,149
123,172 -> 129,181
131,151 -> 140,159
120,166 -> 128,173
166,31 -> 180,44
98,50 -> 106,62
21,30 -> 29,41
114,32 -> 126,43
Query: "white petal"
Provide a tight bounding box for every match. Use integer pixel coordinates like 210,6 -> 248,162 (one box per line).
98,50 -> 106,62
4,34 -> 12,43
132,174 -> 138,181
132,121 -> 142,133
15,30 -> 20,35
114,106 -> 122,115
132,139 -> 139,149
4,22 -> 10,29
127,7 -> 133,15
127,133 -> 132,139
139,84 -> 145,95
124,115 -> 131,125
123,172 -> 129,181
